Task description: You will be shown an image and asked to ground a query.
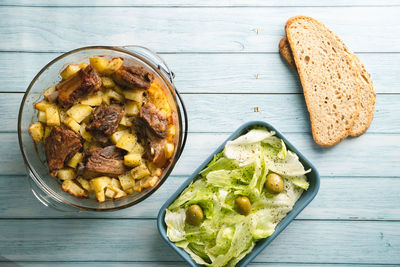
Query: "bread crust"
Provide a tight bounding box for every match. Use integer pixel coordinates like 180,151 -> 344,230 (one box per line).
280,33 -> 375,138
285,16 -> 362,147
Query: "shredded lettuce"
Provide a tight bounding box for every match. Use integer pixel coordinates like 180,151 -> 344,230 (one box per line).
165,128 -> 310,266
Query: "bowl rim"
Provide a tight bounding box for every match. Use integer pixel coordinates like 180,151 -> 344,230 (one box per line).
157,120 -> 320,266
18,45 -> 186,211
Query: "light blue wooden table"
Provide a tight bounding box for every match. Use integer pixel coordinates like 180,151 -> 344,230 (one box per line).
0,1 -> 399,266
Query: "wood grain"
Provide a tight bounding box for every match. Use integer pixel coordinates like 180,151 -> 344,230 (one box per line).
0,175 -> 399,220
0,219 -> 398,264
3,93 -> 399,133
1,0 -> 398,7
4,132 -> 400,177
0,7 -> 399,52
1,52 -> 399,94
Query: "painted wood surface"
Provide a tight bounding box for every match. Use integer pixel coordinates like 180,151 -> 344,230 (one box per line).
2,132 -> 400,177
0,174 -> 399,220
1,53 -> 400,94
0,220 -> 399,263
0,1 -> 399,266
0,7 -> 400,53
1,0 -> 399,7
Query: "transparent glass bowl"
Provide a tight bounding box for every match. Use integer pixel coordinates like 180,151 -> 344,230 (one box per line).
18,46 -> 187,212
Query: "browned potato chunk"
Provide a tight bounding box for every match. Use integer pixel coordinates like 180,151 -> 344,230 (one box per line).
90,176 -> 112,203
29,122 -> 44,144
130,164 -> 151,180
57,168 -> 75,180
61,180 -> 88,198
45,105 -> 60,126
67,152 -> 83,169
67,104 -> 93,123
60,64 -> 81,80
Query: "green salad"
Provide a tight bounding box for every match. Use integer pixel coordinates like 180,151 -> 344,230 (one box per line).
165,128 -> 311,266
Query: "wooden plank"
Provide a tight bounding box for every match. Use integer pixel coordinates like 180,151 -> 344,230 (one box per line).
1,0 -> 398,7
0,219 -> 398,264
4,132 -> 400,177
1,175 -> 399,220
3,93 -> 400,133
0,7 -> 399,53
1,52 -> 399,94
7,262 -> 393,267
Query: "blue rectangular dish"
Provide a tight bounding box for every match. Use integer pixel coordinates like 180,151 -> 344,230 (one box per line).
157,121 -> 320,266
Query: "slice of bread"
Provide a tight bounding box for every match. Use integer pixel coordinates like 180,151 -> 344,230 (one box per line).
279,35 -> 376,137
285,16 -> 361,146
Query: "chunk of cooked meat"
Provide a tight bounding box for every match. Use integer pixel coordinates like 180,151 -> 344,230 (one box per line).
134,117 -> 169,168
84,145 -> 127,176
57,65 -> 102,108
45,126 -> 82,176
112,65 -> 154,89
86,104 -> 124,137
138,103 -> 168,138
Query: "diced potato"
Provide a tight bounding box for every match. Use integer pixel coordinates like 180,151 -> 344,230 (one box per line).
111,178 -> 122,189
43,85 -> 56,99
148,162 -> 162,177
79,123 -> 93,142
101,77 -> 116,88
29,122 -> 44,144
59,110 -> 68,124
45,104 -> 60,126
124,153 -> 142,167
133,183 -> 142,193
80,91 -> 103,106
165,142 -> 175,159
125,188 -> 134,195
60,64 -> 81,80
57,168 -> 75,180
102,92 -> 110,105
118,172 -> 135,191
125,101 -> 140,116
105,188 -> 116,198
106,89 -> 124,103
90,176 -> 112,203
66,104 -> 93,123
123,90 -> 144,102
61,179 -> 88,198
43,126 -> 53,140
119,115 -> 133,127
66,117 -> 80,133
67,152 -> 83,169
76,176 -> 92,192
113,85 -> 123,95
34,100 -> 51,112
80,63 -> 88,69
103,58 -> 124,75
116,133 -> 137,152
37,111 -> 47,123
130,164 -> 151,180
140,176 -> 158,189
114,189 -> 127,199
110,129 -> 130,144
130,141 -> 144,155
90,57 -> 110,74
168,125 -> 176,138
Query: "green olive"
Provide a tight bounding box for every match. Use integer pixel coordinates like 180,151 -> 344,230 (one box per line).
266,173 -> 284,194
235,196 -> 251,215
186,204 -> 204,226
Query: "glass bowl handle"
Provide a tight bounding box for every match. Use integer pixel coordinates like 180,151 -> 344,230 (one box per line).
28,169 -> 83,212
121,45 -> 188,160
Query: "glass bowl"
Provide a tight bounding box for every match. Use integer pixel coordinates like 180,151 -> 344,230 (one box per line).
18,46 -> 188,212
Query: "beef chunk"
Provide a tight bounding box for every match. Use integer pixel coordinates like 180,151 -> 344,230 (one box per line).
57,65 -> 102,108
45,126 -> 82,176
138,103 -> 168,138
84,146 -> 126,176
86,104 -> 124,137
134,117 -> 169,168
112,65 -> 154,89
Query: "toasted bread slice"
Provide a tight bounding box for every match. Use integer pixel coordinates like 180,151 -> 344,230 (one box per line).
286,16 -> 361,146
279,36 -> 376,137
